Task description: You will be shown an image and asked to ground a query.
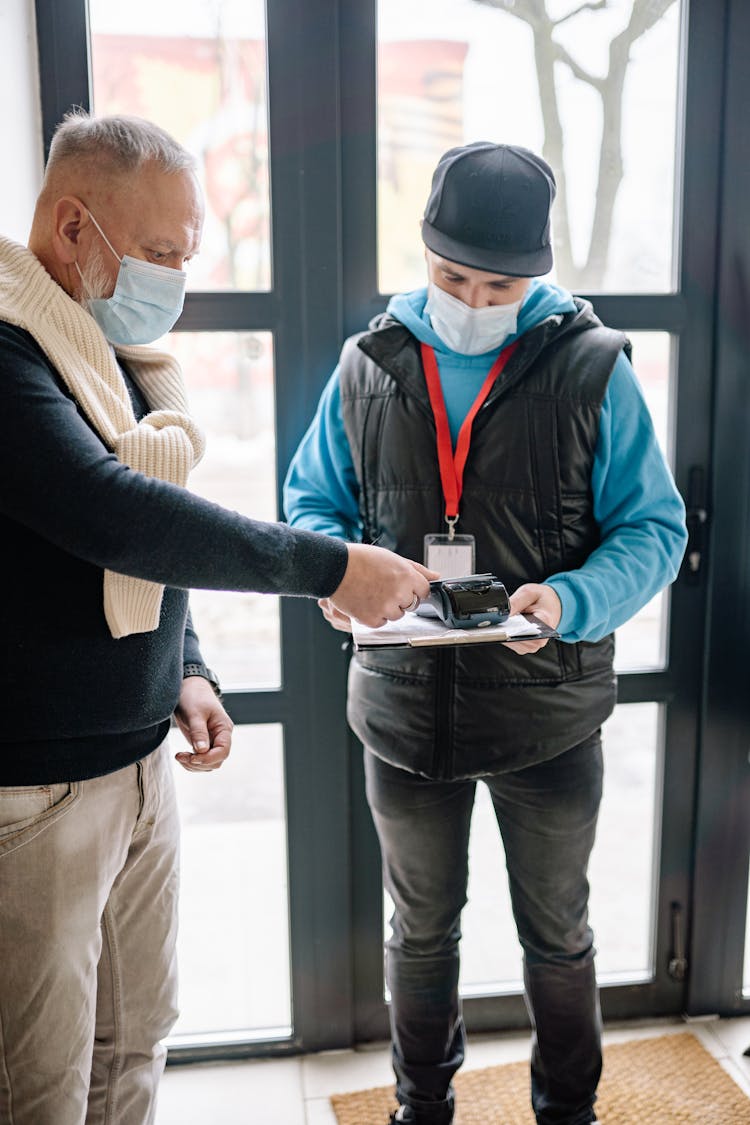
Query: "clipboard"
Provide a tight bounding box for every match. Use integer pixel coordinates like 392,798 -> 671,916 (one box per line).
353,612 -> 559,651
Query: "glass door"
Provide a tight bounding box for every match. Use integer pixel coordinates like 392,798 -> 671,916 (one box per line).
85,5 -> 291,1044
341,0 -> 722,1039
34,0 -> 358,1057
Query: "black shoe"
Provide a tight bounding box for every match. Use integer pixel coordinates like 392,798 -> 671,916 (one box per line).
389,1107 -> 452,1124
390,1109 -> 416,1124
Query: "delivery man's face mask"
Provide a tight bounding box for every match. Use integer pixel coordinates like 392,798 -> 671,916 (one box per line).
425,281 -> 523,356
76,210 -> 187,346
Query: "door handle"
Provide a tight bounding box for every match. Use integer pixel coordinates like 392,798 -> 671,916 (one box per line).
668,901 -> 688,981
684,465 -> 708,584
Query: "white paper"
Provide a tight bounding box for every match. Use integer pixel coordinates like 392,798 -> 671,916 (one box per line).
353,612 -> 547,649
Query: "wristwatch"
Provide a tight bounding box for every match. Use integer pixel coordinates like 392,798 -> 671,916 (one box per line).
183,662 -> 222,699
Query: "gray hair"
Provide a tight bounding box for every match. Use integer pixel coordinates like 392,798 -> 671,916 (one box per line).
44,110 -> 196,181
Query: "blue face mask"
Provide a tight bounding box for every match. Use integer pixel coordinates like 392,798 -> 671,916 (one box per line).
76,211 -> 187,346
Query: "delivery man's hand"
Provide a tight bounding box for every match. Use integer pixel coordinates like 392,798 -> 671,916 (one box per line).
505,583 -> 562,655
318,597 -> 354,633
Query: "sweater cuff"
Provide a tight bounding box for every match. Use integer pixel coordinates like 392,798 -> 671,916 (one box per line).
289,527 -> 349,598
544,577 -> 579,642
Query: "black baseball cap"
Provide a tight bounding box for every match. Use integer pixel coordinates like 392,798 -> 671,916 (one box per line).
421,142 -> 556,277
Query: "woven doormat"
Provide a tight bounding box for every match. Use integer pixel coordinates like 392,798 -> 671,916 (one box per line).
330,1033 -> 750,1124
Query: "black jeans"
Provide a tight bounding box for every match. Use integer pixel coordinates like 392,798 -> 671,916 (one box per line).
364,732 -> 604,1125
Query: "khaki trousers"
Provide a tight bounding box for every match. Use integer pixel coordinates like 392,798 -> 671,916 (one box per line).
0,742 -> 180,1125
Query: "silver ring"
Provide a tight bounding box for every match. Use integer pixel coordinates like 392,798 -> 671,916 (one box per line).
404,593 -> 420,613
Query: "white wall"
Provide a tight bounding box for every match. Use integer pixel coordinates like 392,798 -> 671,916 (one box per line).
0,0 -> 44,243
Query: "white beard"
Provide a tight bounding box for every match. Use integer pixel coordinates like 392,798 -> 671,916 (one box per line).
77,243 -> 114,308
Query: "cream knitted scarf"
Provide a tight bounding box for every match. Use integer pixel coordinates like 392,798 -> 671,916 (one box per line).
0,235 -> 205,638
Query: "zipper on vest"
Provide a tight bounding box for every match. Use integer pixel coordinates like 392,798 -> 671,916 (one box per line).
359,397 -> 379,543
431,648 -> 456,779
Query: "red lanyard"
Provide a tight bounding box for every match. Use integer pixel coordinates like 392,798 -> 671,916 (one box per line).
420,340 -> 519,534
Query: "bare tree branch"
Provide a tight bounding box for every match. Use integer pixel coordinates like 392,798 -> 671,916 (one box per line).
553,1 -> 608,28
552,42 -> 604,91
470,0 -> 548,33
619,0 -> 676,42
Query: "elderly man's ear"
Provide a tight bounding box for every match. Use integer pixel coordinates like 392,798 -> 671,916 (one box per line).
51,196 -> 90,264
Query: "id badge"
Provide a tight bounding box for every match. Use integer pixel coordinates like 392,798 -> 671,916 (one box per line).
424,533 -> 476,578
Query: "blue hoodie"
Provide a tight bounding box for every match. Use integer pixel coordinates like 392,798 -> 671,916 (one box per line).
283,281 -> 687,642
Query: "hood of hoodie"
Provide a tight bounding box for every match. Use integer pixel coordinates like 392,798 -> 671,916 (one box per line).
387,278 -> 576,357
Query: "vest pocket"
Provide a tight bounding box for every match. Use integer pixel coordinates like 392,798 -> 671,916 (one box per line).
557,639 -> 583,680
454,637 -> 611,686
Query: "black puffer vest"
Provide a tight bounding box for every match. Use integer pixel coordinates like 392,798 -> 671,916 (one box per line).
340,299 -> 628,779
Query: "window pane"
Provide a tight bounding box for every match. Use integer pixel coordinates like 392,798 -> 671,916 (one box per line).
377,0 -> 682,294
1,0 -> 43,242
614,332 -> 674,672
165,330 -> 280,689
590,702 -> 661,981
89,0 -> 271,291
170,725 -> 291,1040
384,702 -> 661,995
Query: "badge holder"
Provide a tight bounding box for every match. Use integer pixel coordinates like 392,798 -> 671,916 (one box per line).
420,527 -> 476,616
423,530 -> 476,579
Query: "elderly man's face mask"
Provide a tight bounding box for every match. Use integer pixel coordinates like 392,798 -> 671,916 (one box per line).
76,210 -> 186,346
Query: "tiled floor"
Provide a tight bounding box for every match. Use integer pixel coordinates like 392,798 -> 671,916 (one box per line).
156,1015 -> 750,1124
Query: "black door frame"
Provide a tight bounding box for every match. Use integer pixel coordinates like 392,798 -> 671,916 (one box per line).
689,0 -> 750,1019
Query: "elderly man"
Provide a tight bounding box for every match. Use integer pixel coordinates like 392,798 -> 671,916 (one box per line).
285,142 -> 687,1125
0,111 -> 433,1125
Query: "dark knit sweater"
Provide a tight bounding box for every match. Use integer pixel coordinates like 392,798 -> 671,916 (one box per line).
0,322 -> 347,784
